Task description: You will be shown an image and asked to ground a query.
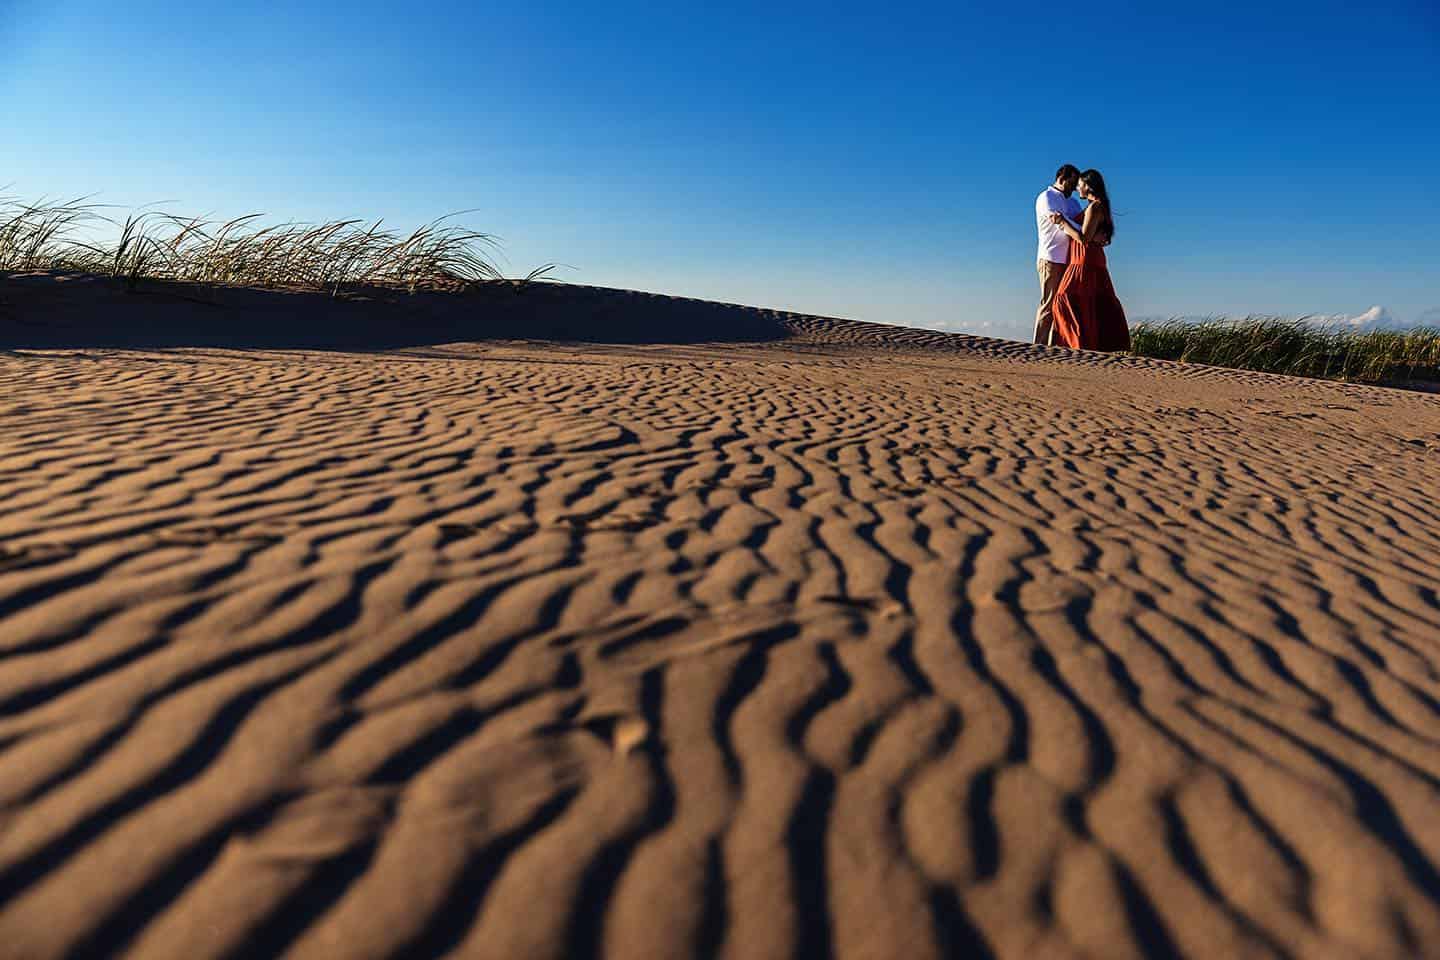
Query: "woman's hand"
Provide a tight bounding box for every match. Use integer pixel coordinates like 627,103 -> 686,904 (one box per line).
1049,212 -> 1065,224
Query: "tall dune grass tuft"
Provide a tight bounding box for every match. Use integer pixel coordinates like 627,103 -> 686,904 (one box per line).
0,195 -> 561,293
1130,317 -> 1440,387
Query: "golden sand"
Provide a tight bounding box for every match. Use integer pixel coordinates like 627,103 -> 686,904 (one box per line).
2,274 -> 1439,958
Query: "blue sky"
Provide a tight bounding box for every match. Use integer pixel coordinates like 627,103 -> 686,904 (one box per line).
2,0 -> 1437,337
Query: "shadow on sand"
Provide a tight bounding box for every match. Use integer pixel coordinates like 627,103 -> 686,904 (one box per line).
0,273 -> 798,351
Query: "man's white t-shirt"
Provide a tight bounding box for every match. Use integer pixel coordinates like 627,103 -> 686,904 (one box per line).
1036,187 -> 1084,264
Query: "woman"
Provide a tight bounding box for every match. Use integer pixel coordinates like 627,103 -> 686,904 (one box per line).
1048,169 -> 1129,352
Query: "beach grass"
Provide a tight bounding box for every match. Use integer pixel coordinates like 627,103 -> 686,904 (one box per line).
0,195 -> 560,294
1130,317 -> 1440,387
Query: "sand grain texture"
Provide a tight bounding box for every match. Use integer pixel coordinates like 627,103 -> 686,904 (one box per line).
2,276 -> 1440,958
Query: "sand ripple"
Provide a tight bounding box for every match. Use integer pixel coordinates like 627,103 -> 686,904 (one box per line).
2,290 -> 1440,958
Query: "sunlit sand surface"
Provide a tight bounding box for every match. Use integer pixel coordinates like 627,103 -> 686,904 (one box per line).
2,274 -> 1439,958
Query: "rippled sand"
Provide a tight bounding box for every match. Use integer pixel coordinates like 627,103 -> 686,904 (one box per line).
2,275 -> 1440,959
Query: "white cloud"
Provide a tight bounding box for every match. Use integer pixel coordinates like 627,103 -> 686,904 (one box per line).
1300,305 -> 1417,331
1325,307 -> 1440,330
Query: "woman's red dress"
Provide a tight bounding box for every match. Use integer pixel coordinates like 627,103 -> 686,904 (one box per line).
1052,237 -> 1130,352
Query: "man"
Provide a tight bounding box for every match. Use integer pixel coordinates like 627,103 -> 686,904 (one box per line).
1034,164 -> 1083,345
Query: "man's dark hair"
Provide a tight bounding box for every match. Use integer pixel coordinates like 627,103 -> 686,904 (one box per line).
1055,164 -> 1081,182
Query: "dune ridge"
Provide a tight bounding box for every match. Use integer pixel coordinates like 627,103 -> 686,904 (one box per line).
2,276 -> 1440,958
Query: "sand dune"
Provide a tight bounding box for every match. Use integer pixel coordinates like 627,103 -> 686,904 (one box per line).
2,273 -> 1440,958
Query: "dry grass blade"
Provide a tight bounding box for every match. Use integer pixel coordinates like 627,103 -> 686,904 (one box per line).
0,195 -> 548,295
0,197 -> 107,272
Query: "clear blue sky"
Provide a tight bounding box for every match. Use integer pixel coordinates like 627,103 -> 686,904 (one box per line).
3,0 -> 1437,337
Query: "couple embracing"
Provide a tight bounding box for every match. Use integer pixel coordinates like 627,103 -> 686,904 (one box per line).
1034,164 -> 1129,352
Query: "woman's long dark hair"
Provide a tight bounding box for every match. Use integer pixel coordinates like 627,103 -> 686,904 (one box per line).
1079,169 -> 1114,240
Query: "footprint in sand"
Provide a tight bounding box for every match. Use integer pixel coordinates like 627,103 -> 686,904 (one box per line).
436,522 -> 480,544
555,511 -> 660,533
155,525 -> 284,547
494,516 -> 541,535
979,576 -> 1092,614
723,475 -> 771,493
240,521 -> 298,540
0,542 -> 74,571
154,525 -> 230,546
816,594 -> 906,618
